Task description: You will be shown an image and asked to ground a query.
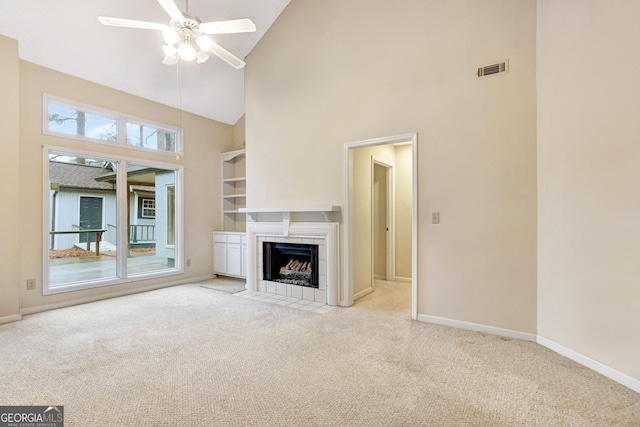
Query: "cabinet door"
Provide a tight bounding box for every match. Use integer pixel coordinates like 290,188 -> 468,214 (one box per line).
214,242 -> 228,274
227,243 -> 242,277
241,244 -> 248,278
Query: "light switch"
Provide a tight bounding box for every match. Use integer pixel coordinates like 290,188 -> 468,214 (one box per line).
432,212 -> 440,224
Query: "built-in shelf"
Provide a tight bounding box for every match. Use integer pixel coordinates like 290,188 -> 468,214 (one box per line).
220,149 -> 246,232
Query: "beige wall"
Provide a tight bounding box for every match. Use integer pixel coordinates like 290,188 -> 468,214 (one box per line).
246,0 -> 538,333
373,162 -> 387,277
537,0 -> 640,380
0,35 -> 21,322
15,59 -> 231,311
394,145 -> 412,280
232,114 -> 246,150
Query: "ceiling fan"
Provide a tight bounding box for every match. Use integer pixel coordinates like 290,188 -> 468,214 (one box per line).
98,0 -> 256,69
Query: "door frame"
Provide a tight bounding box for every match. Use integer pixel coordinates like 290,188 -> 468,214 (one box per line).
344,133 -> 418,319
372,159 -> 395,282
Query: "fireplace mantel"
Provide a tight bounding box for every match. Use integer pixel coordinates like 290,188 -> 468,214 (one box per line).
239,206 -> 341,229
239,206 -> 340,213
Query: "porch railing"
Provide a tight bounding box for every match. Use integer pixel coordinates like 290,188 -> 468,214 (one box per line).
105,224 -> 156,243
130,225 -> 155,242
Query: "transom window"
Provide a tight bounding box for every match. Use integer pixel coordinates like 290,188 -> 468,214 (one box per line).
44,94 -> 181,155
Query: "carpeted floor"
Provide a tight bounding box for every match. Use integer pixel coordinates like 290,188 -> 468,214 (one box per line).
199,276 -> 247,294
0,279 -> 638,426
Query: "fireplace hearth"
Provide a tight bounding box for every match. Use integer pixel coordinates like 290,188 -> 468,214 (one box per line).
263,242 -> 319,288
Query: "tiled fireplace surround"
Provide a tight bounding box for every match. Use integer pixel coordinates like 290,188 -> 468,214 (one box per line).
245,211 -> 340,306
257,236 -> 327,303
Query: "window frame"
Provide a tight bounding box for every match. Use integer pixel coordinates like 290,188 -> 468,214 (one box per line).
43,145 -> 184,295
43,94 -> 183,156
138,197 -> 156,219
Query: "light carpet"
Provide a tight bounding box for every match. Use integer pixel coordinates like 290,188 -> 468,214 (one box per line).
0,280 -> 638,426
198,276 -> 247,294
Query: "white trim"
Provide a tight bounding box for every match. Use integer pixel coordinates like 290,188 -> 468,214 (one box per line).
417,314 -> 537,342
537,336 -> 640,394
246,221 -> 340,306
353,287 -> 374,301
344,133 -> 418,317
395,276 -> 412,283
0,314 -> 22,325
21,275 -> 213,316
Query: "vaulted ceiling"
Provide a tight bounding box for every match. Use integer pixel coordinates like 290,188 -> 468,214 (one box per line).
0,0 -> 290,124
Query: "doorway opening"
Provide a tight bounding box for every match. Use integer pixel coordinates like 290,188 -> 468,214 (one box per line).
344,133 -> 418,319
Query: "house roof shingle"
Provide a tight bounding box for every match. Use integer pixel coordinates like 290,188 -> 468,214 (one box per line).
49,161 -> 115,191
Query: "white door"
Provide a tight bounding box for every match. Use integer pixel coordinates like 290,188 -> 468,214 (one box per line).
214,242 -> 228,274
227,243 -> 242,276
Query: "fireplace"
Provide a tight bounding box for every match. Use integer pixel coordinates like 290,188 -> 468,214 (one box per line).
245,212 -> 340,306
263,242 -> 319,288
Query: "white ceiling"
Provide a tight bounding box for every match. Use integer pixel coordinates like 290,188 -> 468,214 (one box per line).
0,0 -> 290,125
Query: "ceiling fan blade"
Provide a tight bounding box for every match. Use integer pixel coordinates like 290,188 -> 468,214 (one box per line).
157,0 -> 185,22
98,16 -> 168,31
199,18 -> 256,34
210,42 -> 246,69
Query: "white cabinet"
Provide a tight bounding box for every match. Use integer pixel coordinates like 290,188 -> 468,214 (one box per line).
213,241 -> 228,274
213,232 -> 247,279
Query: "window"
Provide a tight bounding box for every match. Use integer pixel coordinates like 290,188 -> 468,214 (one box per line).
127,122 -> 176,152
45,148 -> 182,294
48,103 -> 118,142
44,95 -> 181,155
139,198 -> 156,219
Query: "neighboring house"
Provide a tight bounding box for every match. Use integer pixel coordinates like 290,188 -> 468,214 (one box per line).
49,161 -> 117,250
49,161 -> 158,251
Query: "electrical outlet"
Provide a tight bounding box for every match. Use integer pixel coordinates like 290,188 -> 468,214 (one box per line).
26,279 -> 36,290
186,259 -> 191,267
432,212 -> 440,224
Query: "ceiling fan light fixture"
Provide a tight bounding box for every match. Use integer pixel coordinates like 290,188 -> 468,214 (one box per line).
162,44 -> 177,58
196,51 -> 209,64
162,55 -> 178,65
177,42 -> 197,61
162,28 -> 181,45
196,35 -> 212,51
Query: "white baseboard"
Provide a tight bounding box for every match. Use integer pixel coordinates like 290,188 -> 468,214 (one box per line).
20,274 -> 214,316
395,276 -> 412,283
353,287 -> 374,301
417,314 -> 537,342
537,336 -> 640,394
0,313 -> 22,325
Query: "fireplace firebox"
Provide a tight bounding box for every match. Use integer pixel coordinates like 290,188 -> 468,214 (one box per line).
263,242 -> 319,288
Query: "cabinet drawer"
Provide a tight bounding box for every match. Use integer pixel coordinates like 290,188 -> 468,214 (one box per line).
227,234 -> 242,244
213,233 -> 227,243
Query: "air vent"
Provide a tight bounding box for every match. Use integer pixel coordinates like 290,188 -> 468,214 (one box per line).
477,60 -> 509,79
